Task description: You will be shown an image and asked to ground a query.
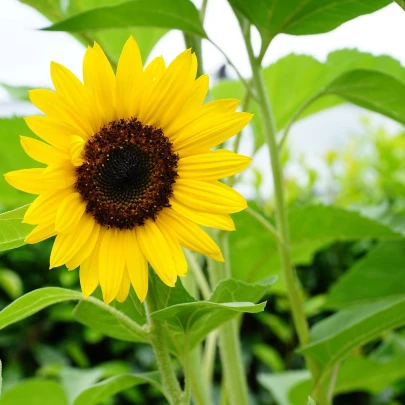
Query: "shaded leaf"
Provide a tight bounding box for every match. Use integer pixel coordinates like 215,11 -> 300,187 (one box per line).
327,241 -> 405,309
45,0 -> 206,37
0,379 -> 67,405
0,206 -> 33,251
73,298 -> 148,343
73,372 -> 162,405
0,268 -> 23,299
0,287 -> 82,330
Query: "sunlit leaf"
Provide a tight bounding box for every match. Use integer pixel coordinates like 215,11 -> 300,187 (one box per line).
0,205 -> 32,251
45,0 -> 206,37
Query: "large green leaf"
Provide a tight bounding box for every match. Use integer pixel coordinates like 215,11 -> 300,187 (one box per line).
0,287 -> 82,329
73,372 -> 162,405
230,204 -> 403,287
212,49 -> 405,152
0,206 -> 33,251
45,0 -> 206,37
327,241 -> 405,309
322,69 -> 405,125
73,297 -> 149,343
228,0 -> 391,45
20,0 -> 168,63
0,118 -> 37,206
0,379 -> 67,405
299,297 -> 405,384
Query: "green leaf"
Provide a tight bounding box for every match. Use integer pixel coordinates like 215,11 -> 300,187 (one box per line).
0,206 -> 33,251
211,50 -> 405,152
299,297 -> 405,380
0,287 -> 82,330
73,297 -> 148,343
322,69 -> 405,125
0,379 -> 68,405
230,204 -> 403,288
73,372 -> 162,405
327,241 -> 405,309
45,0 -> 206,37
0,83 -> 31,101
150,278 -> 268,355
210,277 -> 276,303
0,268 -> 23,299
60,368 -> 102,405
21,0 -> 167,63
308,397 -> 316,405
228,0 -> 390,45
258,371 -> 311,405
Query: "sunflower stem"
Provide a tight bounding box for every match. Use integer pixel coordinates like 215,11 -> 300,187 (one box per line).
145,291 -> 183,405
208,231 -> 250,405
242,22 -> 320,380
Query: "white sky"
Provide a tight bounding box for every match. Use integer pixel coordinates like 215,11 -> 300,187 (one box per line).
0,0 -> 404,196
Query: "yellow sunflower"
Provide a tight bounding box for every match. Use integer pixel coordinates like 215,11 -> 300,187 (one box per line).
5,37 -> 252,304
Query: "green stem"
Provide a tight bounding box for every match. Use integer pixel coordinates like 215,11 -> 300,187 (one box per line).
188,346 -> 211,405
185,250 -> 212,300
208,232 -> 249,405
203,330 -> 218,388
242,24 -> 320,379
145,293 -> 183,405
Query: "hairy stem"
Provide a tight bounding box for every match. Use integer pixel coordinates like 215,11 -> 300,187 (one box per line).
208,232 -> 249,405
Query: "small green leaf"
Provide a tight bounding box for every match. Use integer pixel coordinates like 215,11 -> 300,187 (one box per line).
73,297 -> 148,343
45,0 -> 207,37
0,206 -> 33,251
60,368 -> 102,405
327,241 -> 405,309
258,371 -> 311,405
0,287 -> 82,330
323,69 -> 405,126
0,268 -> 23,299
228,0 -> 390,45
210,277 -> 276,303
308,397 -> 316,405
0,379 -> 68,405
0,83 -> 31,101
73,372 -> 162,405
299,297 -> 405,379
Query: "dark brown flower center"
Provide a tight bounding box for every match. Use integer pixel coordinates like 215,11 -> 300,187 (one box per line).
75,118 -> 179,230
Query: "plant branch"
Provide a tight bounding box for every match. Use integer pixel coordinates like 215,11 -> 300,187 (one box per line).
185,250 -> 211,300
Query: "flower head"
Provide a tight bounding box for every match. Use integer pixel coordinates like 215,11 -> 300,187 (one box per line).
5,37 -> 252,304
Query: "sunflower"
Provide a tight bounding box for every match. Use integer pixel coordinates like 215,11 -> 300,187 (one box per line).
5,37 -> 252,304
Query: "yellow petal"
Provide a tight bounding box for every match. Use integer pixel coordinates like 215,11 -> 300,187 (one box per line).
136,220 -> 177,287
20,136 -> 68,165
70,135 -> 86,166
40,161 -> 77,188
178,150 -> 252,180
124,230 -> 148,302
116,36 -> 143,120
116,269 -> 131,303
29,89 -> 93,139
173,179 -> 247,214
24,116 -> 75,151
157,221 -> 188,277
80,229 -> 103,298
50,61 -> 100,133
83,43 -> 116,127
140,50 -> 197,130
164,74 -> 209,136
98,228 -> 125,304
5,168 -> 52,194
157,209 -> 223,261
50,213 -> 95,268
170,197 -> 235,231
25,222 -> 56,244
55,192 -> 87,233
65,223 -> 100,270
24,187 -> 73,224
